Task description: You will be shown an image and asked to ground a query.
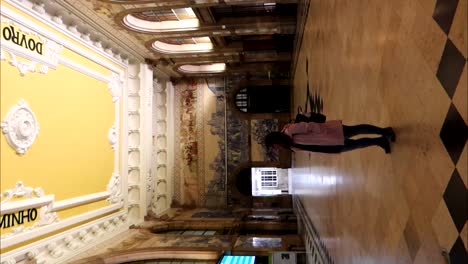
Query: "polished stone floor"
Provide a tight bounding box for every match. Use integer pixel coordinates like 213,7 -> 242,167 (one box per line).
290,0 -> 467,263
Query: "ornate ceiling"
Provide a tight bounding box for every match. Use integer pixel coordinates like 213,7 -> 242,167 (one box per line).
43,0 -> 299,79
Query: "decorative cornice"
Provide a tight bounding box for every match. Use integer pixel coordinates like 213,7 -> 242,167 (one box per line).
3,0 -> 134,65
1,99 -> 40,155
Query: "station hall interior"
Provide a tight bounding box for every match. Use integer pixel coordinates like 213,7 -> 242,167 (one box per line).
0,0 -> 466,263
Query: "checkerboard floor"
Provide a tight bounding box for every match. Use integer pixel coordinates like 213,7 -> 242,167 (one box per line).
291,0 -> 466,263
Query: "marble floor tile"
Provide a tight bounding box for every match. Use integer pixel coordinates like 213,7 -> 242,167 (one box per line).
291,0 -> 467,263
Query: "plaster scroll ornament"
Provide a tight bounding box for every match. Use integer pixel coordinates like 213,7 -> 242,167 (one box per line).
1,100 -> 40,155
107,173 -> 122,203
8,52 -> 37,76
1,181 -> 44,204
108,124 -> 118,150
36,204 -> 59,226
108,72 -> 122,103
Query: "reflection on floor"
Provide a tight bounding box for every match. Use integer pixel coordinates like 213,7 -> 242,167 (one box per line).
291,0 -> 467,263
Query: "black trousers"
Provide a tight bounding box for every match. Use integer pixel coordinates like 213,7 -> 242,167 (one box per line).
293,124 -> 388,153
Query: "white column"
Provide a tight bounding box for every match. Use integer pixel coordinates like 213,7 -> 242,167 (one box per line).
137,64 -> 153,220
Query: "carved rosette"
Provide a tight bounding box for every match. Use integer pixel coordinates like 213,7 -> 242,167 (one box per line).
1,100 -> 40,155
108,124 -> 118,150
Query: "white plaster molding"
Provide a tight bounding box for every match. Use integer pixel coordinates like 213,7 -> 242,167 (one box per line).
3,0 -> 135,65
0,259 -> 16,264
94,40 -> 103,49
147,170 -> 153,193
0,182 -> 59,240
64,235 -> 79,249
105,47 -> 113,55
107,173 -> 123,203
82,33 -> 91,42
1,5 -> 127,75
78,230 -> 92,243
0,4 -> 133,261
1,181 -> 43,203
46,242 -> 64,258
1,100 -> 40,155
128,72 -> 139,80
0,18 -> 63,76
1,203 -> 122,249
7,52 -> 37,75
25,249 -> 45,264
108,72 -> 122,103
0,185 -> 122,248
51,15 -> 64,25
67,24 -> 81,36
1,212 -> 127,264
31,2 -> 46,15
36,204 -> 60,226
51,192 -> 110,212
1,11 -> 125,214
0,195 -> 54,217
108,124 -> 118,150
58,56 -> 110,83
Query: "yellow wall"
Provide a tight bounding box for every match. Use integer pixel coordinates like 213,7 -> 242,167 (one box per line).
0,1 -> 124,247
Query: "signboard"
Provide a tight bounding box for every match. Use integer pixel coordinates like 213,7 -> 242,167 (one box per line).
0,208 -> 38,229
2,24 -> 44,55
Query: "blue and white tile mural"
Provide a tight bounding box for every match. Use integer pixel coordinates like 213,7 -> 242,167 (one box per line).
206,83 -> 228,204
174,77 -> 282,207
251,119 -> 279,161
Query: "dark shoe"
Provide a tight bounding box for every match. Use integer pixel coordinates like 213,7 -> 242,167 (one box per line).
379,137 -> 391,154
384,127 -> 396,142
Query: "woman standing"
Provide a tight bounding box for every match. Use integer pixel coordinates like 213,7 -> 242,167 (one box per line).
264,120 -> 395,154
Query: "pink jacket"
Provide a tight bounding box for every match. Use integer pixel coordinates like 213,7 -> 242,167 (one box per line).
282,121 -> 345,146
